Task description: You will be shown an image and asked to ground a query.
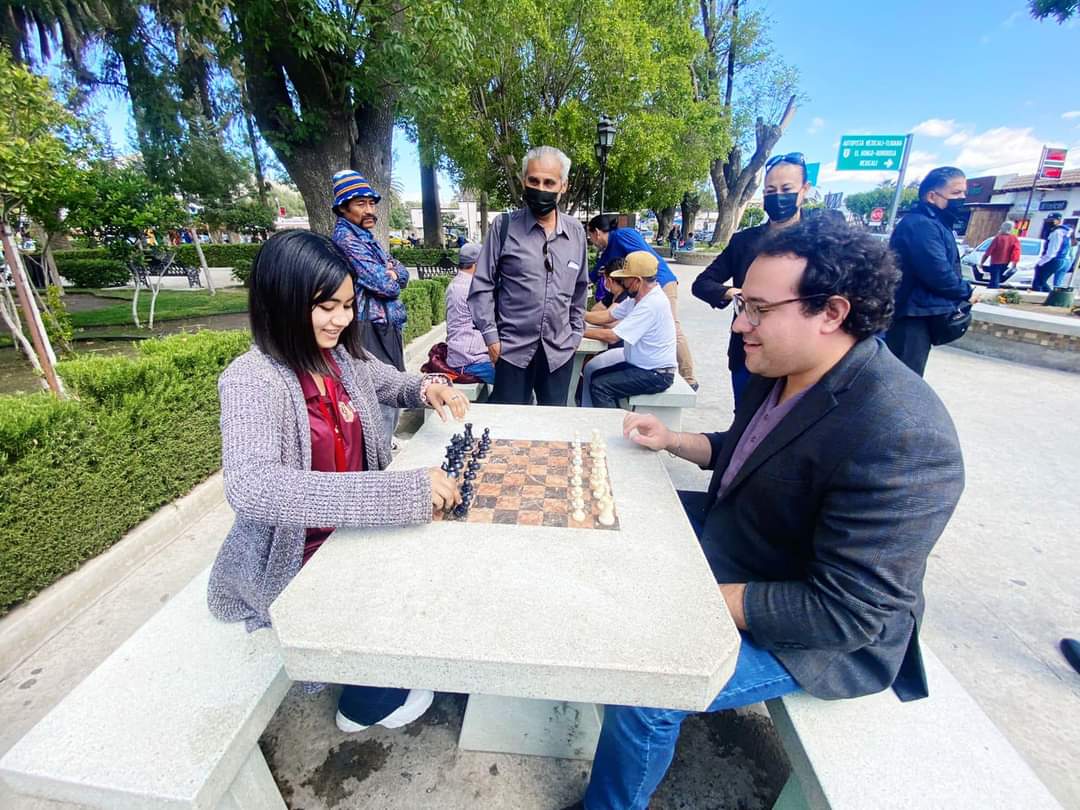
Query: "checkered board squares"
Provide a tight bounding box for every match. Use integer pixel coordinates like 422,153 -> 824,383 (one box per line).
433,438 -> 619,530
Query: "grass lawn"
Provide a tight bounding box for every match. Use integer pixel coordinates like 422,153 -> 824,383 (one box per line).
69,289 -> 249,329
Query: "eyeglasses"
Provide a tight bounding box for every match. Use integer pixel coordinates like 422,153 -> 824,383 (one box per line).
765,152 -> 806,172
732,292 -> 830,327
542,239 -> 553,273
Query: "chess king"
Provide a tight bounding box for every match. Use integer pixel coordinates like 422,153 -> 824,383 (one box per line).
206,230 -> 469,736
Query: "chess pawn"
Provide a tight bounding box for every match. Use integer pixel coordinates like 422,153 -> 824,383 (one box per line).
597,495 -> 615,527
571,474 -> 582,488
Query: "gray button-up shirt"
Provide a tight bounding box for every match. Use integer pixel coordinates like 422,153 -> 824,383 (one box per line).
468,207 -> 589,370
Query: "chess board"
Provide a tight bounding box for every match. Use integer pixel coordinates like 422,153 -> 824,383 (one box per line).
434,438 -> 620,530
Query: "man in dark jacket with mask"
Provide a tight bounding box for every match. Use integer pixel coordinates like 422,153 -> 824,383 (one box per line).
885,166 -> 978,376
692,152 -> 810,405
469,145 -> 589,405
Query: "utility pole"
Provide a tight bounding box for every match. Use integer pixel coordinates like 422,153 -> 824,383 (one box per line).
1020,146 -> 1047,237
885,134 -> 913,233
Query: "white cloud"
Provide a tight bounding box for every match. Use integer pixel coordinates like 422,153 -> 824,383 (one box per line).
944,132 -> 970,146
911,118 -> 958,138
1062,111 -> 1080,120
807,116 -> 825,135
952,126 -> 1046,174
1001,10 -> 1024,28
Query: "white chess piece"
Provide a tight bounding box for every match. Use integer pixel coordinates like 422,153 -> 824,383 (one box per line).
597,494 -> 615,526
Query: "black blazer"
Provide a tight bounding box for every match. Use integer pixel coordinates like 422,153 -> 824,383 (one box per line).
691,223 -> 771,372
695,338 -> 965,701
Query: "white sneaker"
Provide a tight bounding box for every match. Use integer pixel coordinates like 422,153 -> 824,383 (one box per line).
335,689 -> 434,733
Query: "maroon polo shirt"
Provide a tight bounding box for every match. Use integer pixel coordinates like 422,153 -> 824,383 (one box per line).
298,353 -> 366,564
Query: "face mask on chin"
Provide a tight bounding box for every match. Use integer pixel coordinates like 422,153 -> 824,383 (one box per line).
764,192 -> 799,223
523,186 -> 559,217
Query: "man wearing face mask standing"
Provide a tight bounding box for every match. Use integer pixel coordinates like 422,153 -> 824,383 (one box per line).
469,146 -> 589,405
885,166 -> 978,377
692,152 -> 809,405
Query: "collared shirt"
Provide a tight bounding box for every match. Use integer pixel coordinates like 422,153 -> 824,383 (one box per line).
719,379 -> 810,496
297,354 -> 366,565
1037,225 -> 1071,267
445,271 -> 489,368
592,228 -> 676,299
332,216 -> 411,328
468,207 -> 589,370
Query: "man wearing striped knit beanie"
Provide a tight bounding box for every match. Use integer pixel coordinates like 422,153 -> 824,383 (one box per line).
331,169 -> 411,444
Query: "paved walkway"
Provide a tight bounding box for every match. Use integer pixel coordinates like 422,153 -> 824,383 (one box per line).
1,260 -> 1077,808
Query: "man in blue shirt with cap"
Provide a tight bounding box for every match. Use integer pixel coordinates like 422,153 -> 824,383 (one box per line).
587,215 -> 697,390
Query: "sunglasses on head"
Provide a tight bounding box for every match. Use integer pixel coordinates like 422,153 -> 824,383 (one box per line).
765,152 -> 806,172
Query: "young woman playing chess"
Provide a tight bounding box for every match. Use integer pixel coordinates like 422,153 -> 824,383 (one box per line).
207,230 -> 467,733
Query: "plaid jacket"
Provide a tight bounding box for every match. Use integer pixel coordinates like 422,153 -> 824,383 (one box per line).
332,217 -> 410,329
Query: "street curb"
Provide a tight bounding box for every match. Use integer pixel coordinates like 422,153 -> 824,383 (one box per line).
0,473 -> 226,679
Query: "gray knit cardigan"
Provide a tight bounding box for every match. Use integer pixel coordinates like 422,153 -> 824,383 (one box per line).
207,345 -> 435,631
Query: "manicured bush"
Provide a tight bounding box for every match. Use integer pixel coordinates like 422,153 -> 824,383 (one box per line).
0,331 -> 251,615
426,277 -> 448,325
174,243 -> 262,285
54,253 -> 129,288
392,247 -> 459,267
400,284 -> 434,344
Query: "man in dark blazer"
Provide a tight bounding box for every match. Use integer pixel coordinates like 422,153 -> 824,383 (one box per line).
564,218 -> 965,810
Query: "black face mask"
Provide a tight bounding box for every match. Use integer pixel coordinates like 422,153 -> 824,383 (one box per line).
938,197 -> 966,223
763,192 -> 799,223
523,186 -> 559,217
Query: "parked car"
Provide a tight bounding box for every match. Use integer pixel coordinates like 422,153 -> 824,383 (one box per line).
960,236 -> 1046,289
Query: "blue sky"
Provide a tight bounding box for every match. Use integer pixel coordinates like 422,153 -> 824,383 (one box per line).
766,0 -> 1080,196
98,1 -> 1079,203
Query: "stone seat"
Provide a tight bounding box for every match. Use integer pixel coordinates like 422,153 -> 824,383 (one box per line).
0,568 -> 292,809
454,381 -> 490,402
618,374 -> 697,430
766,645 -> 1063,809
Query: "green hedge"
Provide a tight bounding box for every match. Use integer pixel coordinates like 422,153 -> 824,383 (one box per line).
174,243 -> 262,285
55,257 -> 130,288
392,247 -> 460,267
0,331 -> 251,615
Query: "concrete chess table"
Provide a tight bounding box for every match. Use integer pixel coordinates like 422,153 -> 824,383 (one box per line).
567,337 -> 607,406
270,405 -> 739,760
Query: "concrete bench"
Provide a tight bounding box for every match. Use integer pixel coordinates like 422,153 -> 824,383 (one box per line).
455,381 -> 490,403
0,568 -> 292,809
767,646 -> 1063,810
618,374 -> 697,430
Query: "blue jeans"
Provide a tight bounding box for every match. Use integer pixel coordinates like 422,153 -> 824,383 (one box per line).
1032,257 -> 1069,292
588,363 -> 674,409
460,360 -> 496,384
583,635 -> 798,810
582,489 -> 800,810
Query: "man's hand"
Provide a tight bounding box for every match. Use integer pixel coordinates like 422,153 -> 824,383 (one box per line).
622,412 -> 673,452
724,286 -> 741,301
719,583 -> 748,630
969,287 -> 983,304
487,341 -> 502,364
388,269 -> 399,282
425,384 -> 469,422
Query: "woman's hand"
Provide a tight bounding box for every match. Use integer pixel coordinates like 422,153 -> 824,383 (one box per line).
724,286 -> 741,301
428,468 -> 461,512
426,383 -> 469,422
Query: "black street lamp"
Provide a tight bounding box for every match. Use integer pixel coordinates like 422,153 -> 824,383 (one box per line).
595,114 -> 616,216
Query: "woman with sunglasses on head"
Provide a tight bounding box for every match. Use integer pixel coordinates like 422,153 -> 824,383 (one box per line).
692,152 -> 811,406
207,230 -> 467,733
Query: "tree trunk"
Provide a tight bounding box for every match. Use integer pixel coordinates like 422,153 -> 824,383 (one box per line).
681,193 -> 701,241
189,228 -> 215,293
2,224 -> 64,395
655,206 -> 677,246
352,99 -> 395,247
240,84 -> 269,208
479,191 -> 490,240
419,132 -> 442,248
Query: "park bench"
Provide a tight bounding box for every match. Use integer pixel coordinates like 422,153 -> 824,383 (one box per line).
131,252 -> 203,289
766,645 -> 1063,809
413,254 -> 458,280
0,567 -> 292,809
618,374 -> 698,430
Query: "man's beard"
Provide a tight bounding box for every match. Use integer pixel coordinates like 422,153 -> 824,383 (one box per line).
361,214 -> 378,228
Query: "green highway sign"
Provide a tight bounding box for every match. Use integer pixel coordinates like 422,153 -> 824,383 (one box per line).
837,135 -> 908,171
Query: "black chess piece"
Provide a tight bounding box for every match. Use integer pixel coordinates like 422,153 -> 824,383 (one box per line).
453,504 -> 468,519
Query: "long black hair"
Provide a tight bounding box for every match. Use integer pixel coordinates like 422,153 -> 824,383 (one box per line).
248,230 -> 366,375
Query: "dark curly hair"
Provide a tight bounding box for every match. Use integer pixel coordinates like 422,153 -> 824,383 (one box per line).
756,218 -> 900,339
